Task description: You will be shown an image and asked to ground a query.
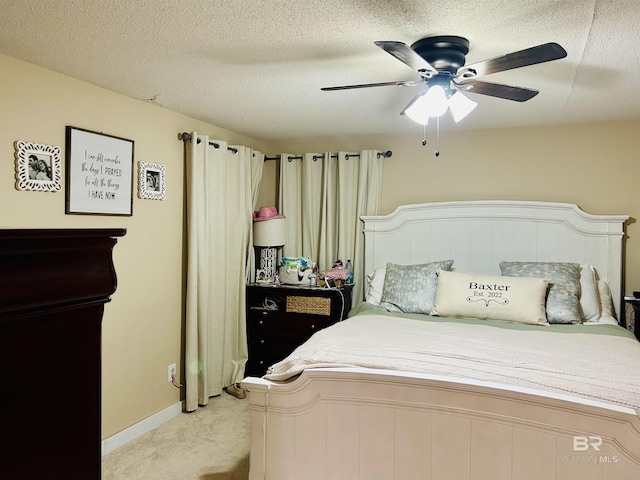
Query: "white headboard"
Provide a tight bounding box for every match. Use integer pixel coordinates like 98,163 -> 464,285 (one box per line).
361,201 -> 628,318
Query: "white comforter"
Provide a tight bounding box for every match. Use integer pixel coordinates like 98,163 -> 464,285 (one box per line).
265,313 -> 640,412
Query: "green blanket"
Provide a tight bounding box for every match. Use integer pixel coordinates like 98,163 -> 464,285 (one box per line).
349,302 -> 636,339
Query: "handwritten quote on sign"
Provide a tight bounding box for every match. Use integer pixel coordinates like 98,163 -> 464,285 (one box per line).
67,127 -> 133,215
82,150 -> 123,200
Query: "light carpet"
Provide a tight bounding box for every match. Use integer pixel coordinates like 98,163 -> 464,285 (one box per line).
102,393 -> 249,479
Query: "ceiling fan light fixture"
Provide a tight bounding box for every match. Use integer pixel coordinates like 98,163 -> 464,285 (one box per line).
404,84 -> 450,125
448,91 -> 477,122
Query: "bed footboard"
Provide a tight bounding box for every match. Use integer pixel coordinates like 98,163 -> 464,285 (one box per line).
242,368 -> 640,480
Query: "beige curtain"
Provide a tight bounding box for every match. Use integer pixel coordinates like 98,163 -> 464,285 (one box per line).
184,133 -> 264,411
279,150 -> 384,304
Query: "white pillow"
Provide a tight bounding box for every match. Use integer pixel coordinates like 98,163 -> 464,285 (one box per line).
431,270 -> 550,326
597,279 -> 619,324
365,267 -> 386,306
579,264 -> 601,322
582,319 -> 619,326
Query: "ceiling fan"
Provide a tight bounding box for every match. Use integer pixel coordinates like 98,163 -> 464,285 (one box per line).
321,36 -> 567,125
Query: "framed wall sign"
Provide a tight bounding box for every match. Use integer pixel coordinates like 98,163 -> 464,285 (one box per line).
14,140 -> 62,192
138,161 -> 166,200
65,126 -> 134,216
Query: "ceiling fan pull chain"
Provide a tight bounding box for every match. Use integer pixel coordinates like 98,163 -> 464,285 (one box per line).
421,124 -> 428,147
435,117 -> 440,157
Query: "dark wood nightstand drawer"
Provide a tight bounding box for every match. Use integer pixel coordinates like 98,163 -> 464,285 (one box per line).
245,334 -> 311,375
248,334 -> 305,358
248,311 -> 335,335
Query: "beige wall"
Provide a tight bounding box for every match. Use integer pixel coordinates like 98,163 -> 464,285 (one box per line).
1,54 -> 268,438
3,51 -> 639,440
268,120 -> 640,302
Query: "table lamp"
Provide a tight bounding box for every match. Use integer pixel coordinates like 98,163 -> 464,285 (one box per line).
253,206 -> 286,282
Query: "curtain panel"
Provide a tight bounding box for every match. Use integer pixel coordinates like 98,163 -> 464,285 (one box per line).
279,150 -> 384,304
184,133 -> 264,411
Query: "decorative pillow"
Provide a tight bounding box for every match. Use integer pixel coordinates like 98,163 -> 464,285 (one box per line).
431,270 -> 549,325
499,261 -> 581,324
597,279 -> 619,324
579,264 -> 601,322
380,260 -> 454,314
365,267 -> 386,306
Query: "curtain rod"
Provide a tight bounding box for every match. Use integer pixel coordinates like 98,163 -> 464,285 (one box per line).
178,132 -> 238,154
178,133 -> 392,161
264,150 -> 392,162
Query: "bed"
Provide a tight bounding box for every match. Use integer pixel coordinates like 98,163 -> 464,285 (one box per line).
241,200 -> 640,480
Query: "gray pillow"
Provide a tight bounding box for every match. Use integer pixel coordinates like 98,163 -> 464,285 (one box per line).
499,261 -> 581,324
380,260 -> 454,314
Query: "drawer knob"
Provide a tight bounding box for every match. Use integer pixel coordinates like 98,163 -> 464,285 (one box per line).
259,320 -> 263,325
311,324 -> 315,329
260,339 -> 265,344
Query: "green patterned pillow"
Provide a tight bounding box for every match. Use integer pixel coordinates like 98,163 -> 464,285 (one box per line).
499,261 -> 581,324
380,260 -> 454,314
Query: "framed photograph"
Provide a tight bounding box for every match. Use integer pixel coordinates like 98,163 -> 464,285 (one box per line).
14,140 -> 62,192
65,126 -> 133,216
138,161 -> 166,200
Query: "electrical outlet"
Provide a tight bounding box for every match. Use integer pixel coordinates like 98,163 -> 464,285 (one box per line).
167,363 -> 176,382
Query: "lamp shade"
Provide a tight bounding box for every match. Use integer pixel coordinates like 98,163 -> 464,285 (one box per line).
423,85 -> 448,117
448,91 -> 478,123
404,90 -> 430,125
253,217 -> 286,247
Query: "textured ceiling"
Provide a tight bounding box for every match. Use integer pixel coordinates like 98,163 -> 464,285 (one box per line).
2,0 -> 639,141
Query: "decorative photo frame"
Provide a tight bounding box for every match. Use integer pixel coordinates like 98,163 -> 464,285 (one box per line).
14,140 -> 62,192
65,126 -> 134,216
138,161 -> 166,200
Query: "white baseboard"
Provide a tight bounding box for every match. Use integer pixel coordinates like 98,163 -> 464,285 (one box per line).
101,401 -> 182,455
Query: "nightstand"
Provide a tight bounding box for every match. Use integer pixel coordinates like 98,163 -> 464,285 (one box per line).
245,283 -> 353,376
623,296 -> 640,341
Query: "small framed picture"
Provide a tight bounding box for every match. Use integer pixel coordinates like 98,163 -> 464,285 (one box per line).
138,161 -> 166,200
256,269 -> 268,283
14,140 -> 62,192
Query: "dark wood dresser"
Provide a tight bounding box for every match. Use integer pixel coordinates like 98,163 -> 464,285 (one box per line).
245,284 -> 353,376
0,228 -> 125,480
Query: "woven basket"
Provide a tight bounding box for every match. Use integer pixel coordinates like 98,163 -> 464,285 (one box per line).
286,296 -> 331,316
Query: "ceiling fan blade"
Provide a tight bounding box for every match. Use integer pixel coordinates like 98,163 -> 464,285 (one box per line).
458,42 -> 567,78
374,41 -> 438,75
456,80 -> 539,102
321,80 -> 421,91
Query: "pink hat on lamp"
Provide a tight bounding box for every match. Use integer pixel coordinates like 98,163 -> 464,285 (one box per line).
252,206 -> 286,221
